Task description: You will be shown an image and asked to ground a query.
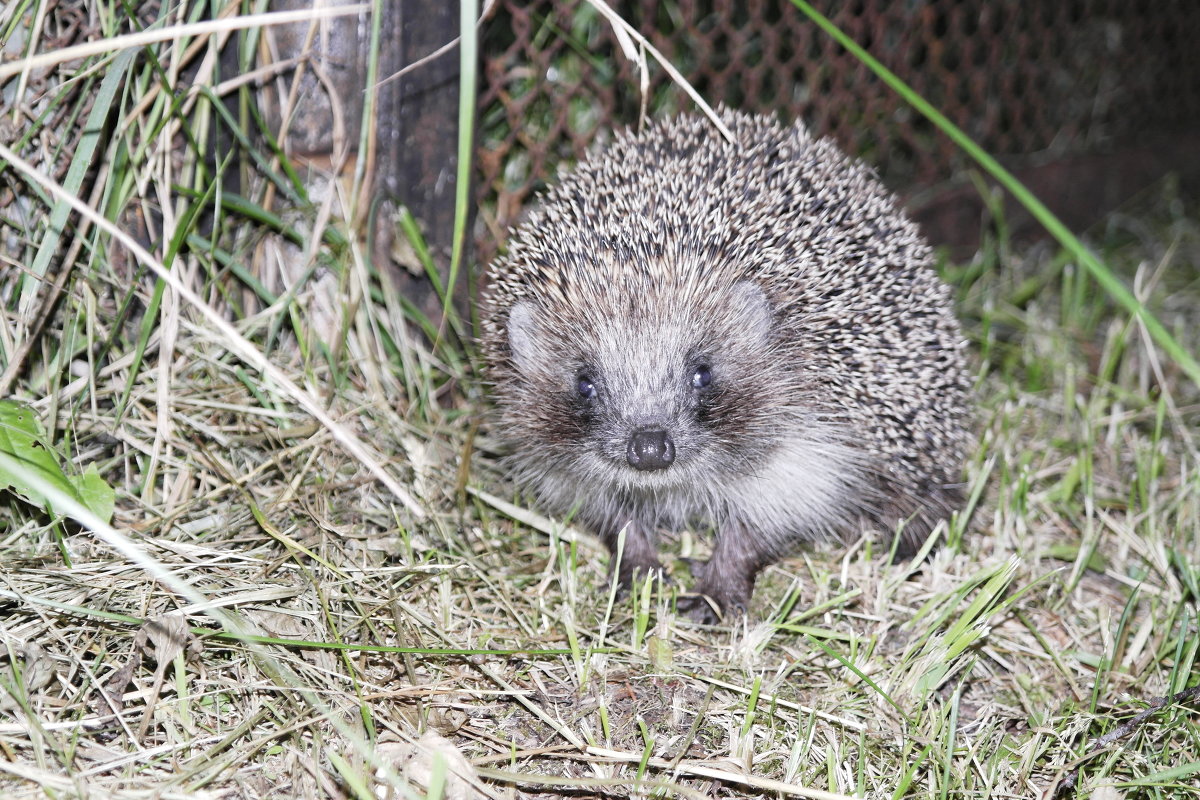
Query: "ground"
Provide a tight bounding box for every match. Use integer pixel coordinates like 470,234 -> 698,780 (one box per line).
1,5 -> 1199,799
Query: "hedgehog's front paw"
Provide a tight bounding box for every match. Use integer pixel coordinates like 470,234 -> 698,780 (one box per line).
677,582 -> 750,624
680,555 -> 756,623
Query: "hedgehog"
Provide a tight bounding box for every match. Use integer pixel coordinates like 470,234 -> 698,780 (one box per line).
479,109 -> 971,623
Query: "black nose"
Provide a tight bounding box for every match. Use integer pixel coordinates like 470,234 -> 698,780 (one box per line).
626,429 -> 675,471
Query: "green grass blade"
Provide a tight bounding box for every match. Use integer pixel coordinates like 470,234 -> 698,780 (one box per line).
21,48 -> 136,314
440,0 -> 478,339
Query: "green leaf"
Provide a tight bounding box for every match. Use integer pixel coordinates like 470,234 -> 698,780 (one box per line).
76,464 -> 116,525
0,400 -> 115,525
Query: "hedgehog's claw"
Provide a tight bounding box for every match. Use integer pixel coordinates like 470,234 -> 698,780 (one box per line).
677,593 -> 724,624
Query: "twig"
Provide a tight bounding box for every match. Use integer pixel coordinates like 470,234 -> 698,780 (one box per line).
1049,684 -> 1200,796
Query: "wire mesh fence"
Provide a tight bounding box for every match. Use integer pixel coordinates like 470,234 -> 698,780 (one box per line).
477,0 -> 1200,260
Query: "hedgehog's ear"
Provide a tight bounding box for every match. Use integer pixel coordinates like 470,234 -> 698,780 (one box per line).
506,300 -> 544,375
732,281 -> 774,341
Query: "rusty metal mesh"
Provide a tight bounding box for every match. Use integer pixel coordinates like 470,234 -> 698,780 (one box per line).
476,0 -> 1200,260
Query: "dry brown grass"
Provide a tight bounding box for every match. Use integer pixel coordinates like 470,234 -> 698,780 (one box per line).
2,3 -> 1200,799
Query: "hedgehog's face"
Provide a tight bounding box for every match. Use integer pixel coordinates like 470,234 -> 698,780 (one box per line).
500,278 -> 788,497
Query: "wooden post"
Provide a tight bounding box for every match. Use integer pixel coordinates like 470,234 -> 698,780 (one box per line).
265,0 -> 474,325
378,0 -> 474,323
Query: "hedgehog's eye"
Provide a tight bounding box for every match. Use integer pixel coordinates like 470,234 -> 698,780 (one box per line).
576,373 -> 597,400
691,365 -> 712,391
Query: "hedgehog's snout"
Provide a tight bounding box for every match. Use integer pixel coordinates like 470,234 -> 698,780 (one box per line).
626,429 -> 675,471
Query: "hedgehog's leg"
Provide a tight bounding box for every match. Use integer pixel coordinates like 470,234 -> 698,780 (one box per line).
598,517 -> 664,594
680,525 -> 769,623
